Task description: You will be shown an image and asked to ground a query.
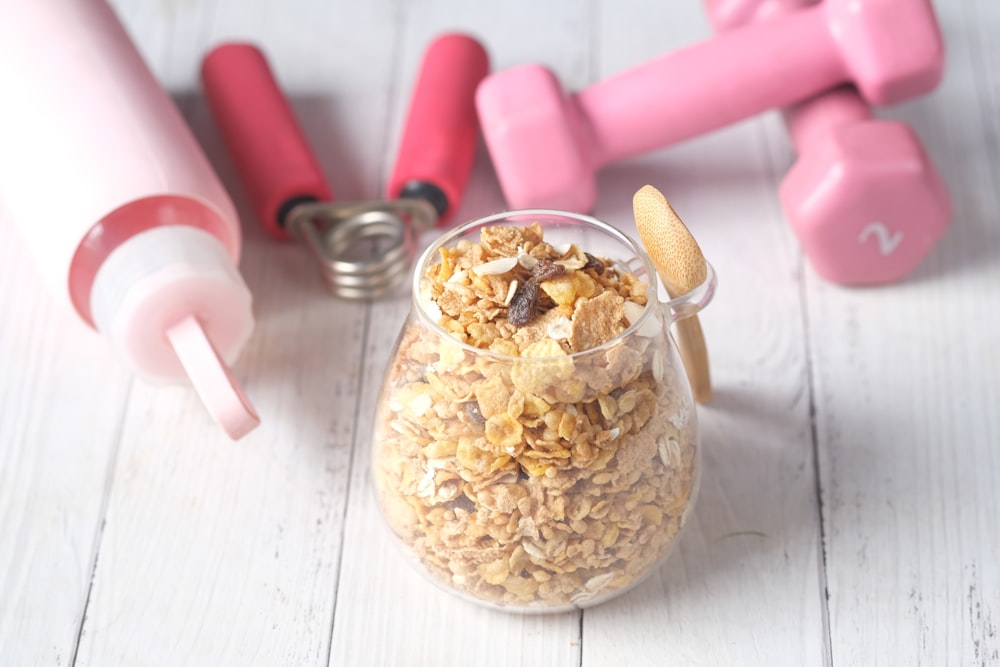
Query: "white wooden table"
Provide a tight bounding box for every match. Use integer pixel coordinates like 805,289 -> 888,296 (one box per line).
2,1 -> 998,665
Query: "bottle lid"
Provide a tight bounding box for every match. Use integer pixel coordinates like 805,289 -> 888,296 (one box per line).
90,226 -> 259,439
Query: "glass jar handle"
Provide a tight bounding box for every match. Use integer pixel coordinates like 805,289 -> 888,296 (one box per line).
664,261 -> 717,323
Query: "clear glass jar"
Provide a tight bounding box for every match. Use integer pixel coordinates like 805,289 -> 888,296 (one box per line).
371,210 -> 715,612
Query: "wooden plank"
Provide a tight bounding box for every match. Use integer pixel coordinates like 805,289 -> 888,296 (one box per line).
328,1 -> 588,664
0,193 -> 132,663
71,1 -> 387,664
806,1 -> 1000,664
580,2 -> 828,665
3,0 -> 997,664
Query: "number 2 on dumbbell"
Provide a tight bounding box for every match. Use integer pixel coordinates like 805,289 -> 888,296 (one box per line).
858,223 -> 903,256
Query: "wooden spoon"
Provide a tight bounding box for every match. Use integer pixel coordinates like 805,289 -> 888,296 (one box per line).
633,184 -> 712,403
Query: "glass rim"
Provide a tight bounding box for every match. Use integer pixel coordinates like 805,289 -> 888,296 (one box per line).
411,208 -> 713,362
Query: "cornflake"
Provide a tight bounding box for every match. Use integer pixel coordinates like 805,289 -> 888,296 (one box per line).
372,222 -> 698,609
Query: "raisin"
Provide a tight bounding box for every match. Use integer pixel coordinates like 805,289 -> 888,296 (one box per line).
531,258 -> 565,282
464,401 -> 486,423
583,252 -> 605,275
507,259 -> 566,326
507,279 -> 541,326
446,493 -> 477,514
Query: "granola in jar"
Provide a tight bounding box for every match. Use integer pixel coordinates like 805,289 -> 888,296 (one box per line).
372,214 -> 699,611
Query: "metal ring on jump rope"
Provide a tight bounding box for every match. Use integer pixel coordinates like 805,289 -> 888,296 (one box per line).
286,199 -> 437,300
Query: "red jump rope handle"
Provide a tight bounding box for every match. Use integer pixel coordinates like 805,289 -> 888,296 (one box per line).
387,33 -> 490,226
201,43 -> 332,240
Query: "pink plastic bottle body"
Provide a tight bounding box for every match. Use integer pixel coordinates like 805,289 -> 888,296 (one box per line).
0,0 -> 241,325
0,0 -> 259,438
201,44 -> 333,240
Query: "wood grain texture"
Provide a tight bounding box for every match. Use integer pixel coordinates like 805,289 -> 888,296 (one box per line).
0,0 -> 998,665
803,1 -> 1000,664
0,208 -> 132,666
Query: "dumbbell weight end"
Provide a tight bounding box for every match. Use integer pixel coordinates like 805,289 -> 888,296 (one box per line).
779,89 -> 951,284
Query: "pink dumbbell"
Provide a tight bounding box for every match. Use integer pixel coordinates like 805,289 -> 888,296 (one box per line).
705,0 -> 951,285
476,0 -> 944,215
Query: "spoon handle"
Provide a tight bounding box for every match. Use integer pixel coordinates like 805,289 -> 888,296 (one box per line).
675,316 -> 712,404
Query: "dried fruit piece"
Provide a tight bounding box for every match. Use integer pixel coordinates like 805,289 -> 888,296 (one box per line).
530,258 -> 566,283
505,259 -> 570,327
583,252 -> 605,274
464,401 -> 486,424
507,278 -> 541,326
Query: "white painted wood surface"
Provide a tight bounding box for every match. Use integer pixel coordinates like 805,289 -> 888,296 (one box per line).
1,0 -> 997,665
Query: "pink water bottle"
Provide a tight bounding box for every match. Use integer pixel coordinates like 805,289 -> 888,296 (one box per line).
0,0 -> 259,439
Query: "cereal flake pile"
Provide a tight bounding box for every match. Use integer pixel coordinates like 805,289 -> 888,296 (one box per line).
373,223 -> 698,609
